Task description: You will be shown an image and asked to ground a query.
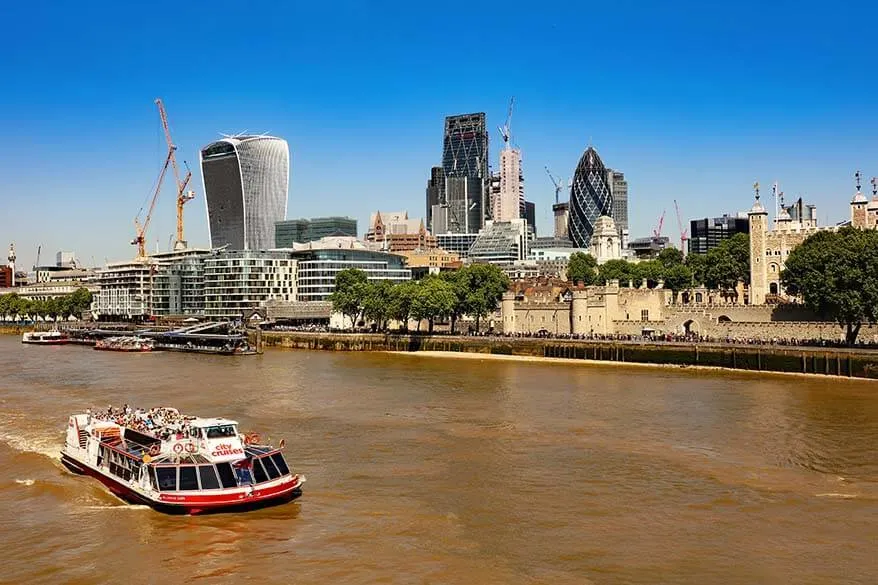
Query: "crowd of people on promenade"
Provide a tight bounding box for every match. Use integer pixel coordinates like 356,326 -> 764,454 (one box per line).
478,330 -> 878,348
260,321 -> 878,350
265,323 -> 329,333
87,405 -> 197,441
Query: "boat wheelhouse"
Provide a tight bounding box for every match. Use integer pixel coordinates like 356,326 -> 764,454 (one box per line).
60,407 -> 304,514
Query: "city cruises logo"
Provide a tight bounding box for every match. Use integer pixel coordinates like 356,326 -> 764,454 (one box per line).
211,443 -> 244,458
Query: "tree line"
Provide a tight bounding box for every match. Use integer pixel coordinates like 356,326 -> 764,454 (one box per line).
0,288 -> 93,321
330,264 -> 510,333
782,226 -> 878,344
566,233 -> 751,300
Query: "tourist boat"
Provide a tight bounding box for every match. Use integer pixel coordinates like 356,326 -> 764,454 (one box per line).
60,406 -> 305,514
94,336 -> 155,352
21,330 -> 69,345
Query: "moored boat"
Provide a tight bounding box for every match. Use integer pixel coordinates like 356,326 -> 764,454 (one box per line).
94,336 -> 155,352
61,406 -> 304,514
22,330 -> 69,345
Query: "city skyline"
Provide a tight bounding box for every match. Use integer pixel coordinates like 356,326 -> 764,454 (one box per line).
2,1 -> 877,269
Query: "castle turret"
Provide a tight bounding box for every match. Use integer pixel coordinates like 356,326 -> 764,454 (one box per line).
501,291 -> 516,334
748,182 -> 769,305
851,171 -> 868,229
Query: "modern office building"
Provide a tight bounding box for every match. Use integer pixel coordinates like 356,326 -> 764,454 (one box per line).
553,202 -> 570,239
291,237 -> 411,302
200,135 -> 289,251
275,216 -> 357,247
568,146 -> 613,248
688,214 -> 750,255
628,236 -> 671,259
425,166 -> 445,232
274,219 -> 309,247
151,249 -> 212,316
438,113 -> 489,233
468,219 -> 529,266
94,260 -> 155,320
608,170 -> 628,236
494,147 -> 523,222
94,249 -> 211,320
435,233 -> 479,259
202,250 -> 297,319
524,201 -> 536,235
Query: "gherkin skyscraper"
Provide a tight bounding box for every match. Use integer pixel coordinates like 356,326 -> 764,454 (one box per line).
568,146 -> 613,248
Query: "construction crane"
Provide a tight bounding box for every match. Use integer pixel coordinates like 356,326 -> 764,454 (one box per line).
498,97 -> 515,148
653,210 -> 666,238
132,148 -> 174,259
155,98 -> 195,250
674,199 -> 689,256
545,166 -> 565,204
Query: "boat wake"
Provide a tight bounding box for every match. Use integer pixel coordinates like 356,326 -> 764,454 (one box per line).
14,479 -> 36,486
0,429 -> 62,461
83,504 -> 152,511
815,493 -> 858,499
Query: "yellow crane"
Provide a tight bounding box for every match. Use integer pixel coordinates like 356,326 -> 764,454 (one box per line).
155,98 -> 195,250
132,99 -> 195,259
132,148 -> 173,259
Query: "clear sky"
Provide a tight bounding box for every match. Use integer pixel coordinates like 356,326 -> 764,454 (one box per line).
2,0 -> 877,269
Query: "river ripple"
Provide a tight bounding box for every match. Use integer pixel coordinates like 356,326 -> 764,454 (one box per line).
1,336 -> 877,584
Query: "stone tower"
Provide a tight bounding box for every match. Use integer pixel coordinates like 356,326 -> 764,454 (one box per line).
748,183 -> 769,305
851,171 -> 868,229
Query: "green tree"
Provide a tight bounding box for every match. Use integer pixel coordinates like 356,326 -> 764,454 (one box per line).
703,246 -> 740,295
440,270 -> 468,334
387,280 -> 419,331
329,268 -> 369,330
722,233 -> 751,285
566,252 -> 598,285
662,264 -> 694,300
782,227 -> 878,344
597,259 -> 637,286
634,260 -> 664,288
684,253 -> 708,287
459,264 -> 510,332
68,287 -> 93,317
411,277 -> 457,333
361,280 -> 394,330
657,247 -> 684,268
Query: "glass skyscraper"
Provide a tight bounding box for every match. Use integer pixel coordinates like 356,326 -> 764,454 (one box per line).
568,146 -> 613,248
200,135 -> 289,251
437,113 -> 488,233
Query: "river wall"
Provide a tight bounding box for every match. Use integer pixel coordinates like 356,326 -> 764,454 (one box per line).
260,331 -> 878,380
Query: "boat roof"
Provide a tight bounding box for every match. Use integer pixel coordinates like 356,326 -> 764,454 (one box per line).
190,417 -> 238,427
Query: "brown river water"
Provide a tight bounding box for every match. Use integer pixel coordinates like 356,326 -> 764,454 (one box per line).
1,335 -> 878,584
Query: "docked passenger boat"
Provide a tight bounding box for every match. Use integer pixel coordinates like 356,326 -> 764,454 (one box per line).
94,336 -> 155,352
61,406 -> 305,514
21,329 -> 69,345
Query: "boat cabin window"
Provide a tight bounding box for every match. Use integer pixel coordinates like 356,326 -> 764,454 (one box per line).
215,462 -> 238,488
204,425 -> 237,439
260,455 -> 281,480
252,458 -> 268,484
270,453 -> 290,476
198,465 -> 220,490
156,467 -> 177,491
179,466 -> 199,491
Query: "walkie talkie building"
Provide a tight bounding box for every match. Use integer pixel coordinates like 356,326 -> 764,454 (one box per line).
568,146 -> 613,248
200,135 -> 289,250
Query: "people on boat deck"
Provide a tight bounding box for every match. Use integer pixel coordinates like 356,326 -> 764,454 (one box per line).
89,405 -> 198,440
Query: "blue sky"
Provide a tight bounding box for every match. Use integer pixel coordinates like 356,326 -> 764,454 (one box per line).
2,0 -> 877,269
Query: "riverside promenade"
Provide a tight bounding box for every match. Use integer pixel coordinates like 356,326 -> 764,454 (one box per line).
261,330 -> 878,380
